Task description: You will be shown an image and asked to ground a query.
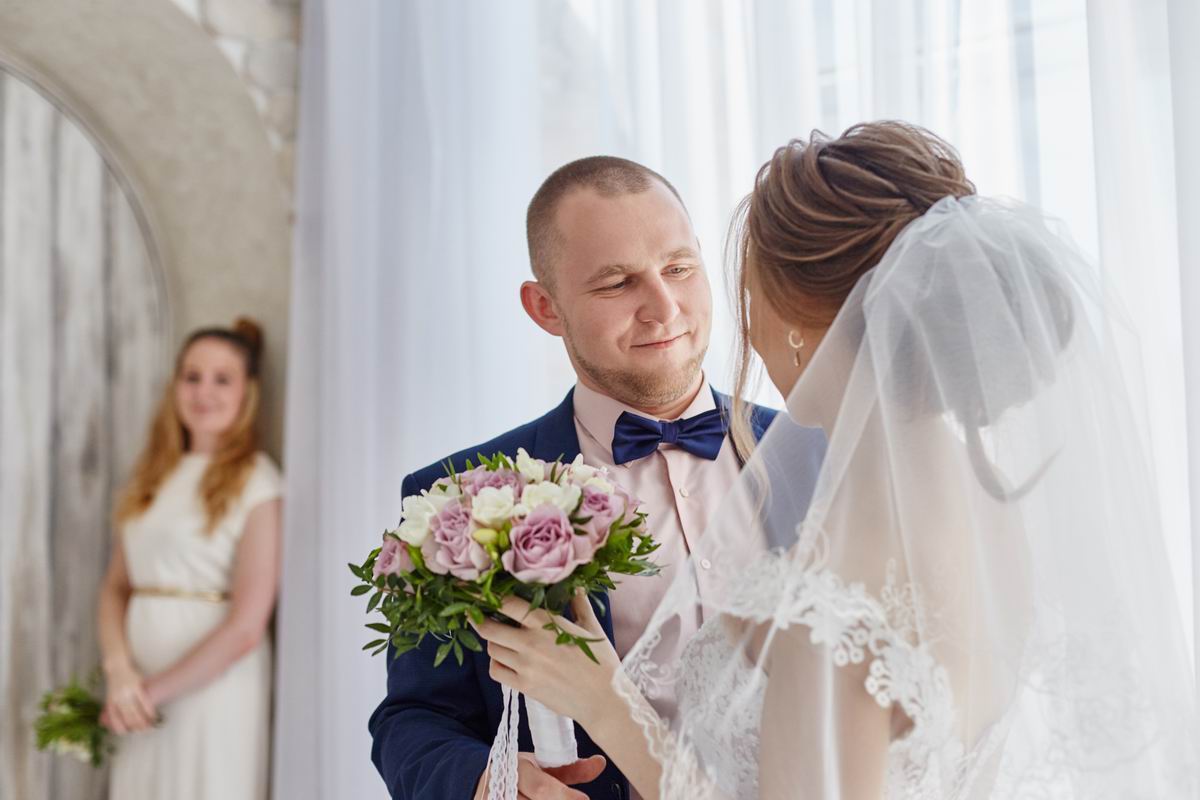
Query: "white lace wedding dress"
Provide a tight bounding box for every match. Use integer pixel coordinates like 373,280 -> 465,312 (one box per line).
671,538 -> 1009,800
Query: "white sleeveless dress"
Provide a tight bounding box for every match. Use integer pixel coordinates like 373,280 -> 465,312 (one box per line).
109,452 -> 283,800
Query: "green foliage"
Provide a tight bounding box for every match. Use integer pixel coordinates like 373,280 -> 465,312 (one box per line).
34,677 -> 112,768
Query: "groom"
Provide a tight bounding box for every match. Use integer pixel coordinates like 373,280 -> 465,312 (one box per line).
369,157 -> 825,799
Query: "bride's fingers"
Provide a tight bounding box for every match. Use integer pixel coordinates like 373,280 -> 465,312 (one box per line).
473,618 -> 526,649
569,591 -> 604,637
133,688 -> 156,723
493,595 -> 600,642
488,657 -> 522,690
498,596 -> 553,628
486,639 -> 521,669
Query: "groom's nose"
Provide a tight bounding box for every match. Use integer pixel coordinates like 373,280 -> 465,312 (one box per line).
635,274 -> 681,326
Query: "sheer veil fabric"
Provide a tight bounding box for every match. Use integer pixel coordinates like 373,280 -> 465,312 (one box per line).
617,196 -> 1199,799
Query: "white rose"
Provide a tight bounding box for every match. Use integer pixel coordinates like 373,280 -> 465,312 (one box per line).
424,483 -> 461,513
568,454 -> 597,482
515,448 -> 545,483
396,495 -> 438,545
428,479 -> 462,499
521,480 -> 583,514
472,485 -> 516,526
584,475 -> 614,494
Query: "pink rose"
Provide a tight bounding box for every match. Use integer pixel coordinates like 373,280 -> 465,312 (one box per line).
502,505 -> 596,584
422,499 -> 492,581
463,467 -> 524,499
576,485 -> 627,548
374,535 -> 415,578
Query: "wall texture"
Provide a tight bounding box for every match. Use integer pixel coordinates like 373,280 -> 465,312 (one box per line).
0,1 -> 297,797
0,69 -> 168,800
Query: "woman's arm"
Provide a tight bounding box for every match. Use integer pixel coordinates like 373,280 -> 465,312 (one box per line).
143,497 -> 282,708
97,532 -> 157,733
475,594 -> 664,799
757,626 -> 891,799
579,669 -> 664,800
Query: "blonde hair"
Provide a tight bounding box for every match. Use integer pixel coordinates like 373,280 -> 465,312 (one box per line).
114,317 -> 265,533
728,122 -> 975,460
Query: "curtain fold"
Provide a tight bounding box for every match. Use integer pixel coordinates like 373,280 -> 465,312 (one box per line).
1165,0 -> 1200,690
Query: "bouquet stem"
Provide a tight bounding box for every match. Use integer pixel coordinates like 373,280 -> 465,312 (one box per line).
524,696 -> 578,768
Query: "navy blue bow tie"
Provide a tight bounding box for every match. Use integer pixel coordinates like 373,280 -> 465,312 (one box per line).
611,408 -> 728,466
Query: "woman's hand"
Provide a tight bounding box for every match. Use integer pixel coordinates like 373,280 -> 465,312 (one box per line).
100,660 -> 157,734
474,591 -> 620,729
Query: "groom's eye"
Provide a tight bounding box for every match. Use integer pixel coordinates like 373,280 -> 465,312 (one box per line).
665,265 -> 693,277
598,279 -> 629,292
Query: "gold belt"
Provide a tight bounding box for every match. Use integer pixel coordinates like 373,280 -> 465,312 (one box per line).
132,586 -> 230,603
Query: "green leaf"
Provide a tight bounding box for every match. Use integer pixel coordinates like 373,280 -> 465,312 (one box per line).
366,591 -> 382,614
362,638 -> 386,651
453,640 -> 465,666
351,584 -> 372,596
438,602 -> 472,618
433,641 -> 453,667
458,628 -> 483,652
466,605 -> 485,626
366,622 -> 392,634
577,638 -> 600,664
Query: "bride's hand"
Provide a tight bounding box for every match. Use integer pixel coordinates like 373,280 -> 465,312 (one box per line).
100,661 -> 157,734
474,591 -> 620,728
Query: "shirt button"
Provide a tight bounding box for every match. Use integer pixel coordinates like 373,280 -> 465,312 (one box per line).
679,487 -> 690,498
700,558 -> 712,570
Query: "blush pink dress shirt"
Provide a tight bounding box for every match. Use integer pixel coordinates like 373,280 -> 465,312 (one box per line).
573,380 -> 742,649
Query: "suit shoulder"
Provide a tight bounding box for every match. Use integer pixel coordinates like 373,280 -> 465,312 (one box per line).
747,401 -> 779,428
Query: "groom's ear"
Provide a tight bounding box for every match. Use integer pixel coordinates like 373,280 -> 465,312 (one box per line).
520,280 -> 565,337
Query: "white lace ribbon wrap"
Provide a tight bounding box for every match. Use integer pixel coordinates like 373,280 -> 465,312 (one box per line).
487,688 -> 579,800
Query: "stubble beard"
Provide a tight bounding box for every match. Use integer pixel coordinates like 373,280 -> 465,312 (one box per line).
564,326 -> 708,410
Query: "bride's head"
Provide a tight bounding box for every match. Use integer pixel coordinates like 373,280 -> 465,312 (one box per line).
729,121 -> 975,456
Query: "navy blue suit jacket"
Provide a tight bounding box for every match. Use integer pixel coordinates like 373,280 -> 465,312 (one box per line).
369,388 -> 815,799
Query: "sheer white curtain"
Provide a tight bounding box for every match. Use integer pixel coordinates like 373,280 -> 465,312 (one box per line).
1168,0 -> 1200,689
273,3 -> 571,798
276,1 -> 1200,797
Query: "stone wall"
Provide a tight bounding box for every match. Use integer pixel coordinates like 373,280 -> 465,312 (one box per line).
169,0 -> 301,185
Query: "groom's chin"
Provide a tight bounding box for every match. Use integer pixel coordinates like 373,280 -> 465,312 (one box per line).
604,361 -> 706,409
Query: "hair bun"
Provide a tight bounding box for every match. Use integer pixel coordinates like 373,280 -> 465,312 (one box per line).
232,317 -> 264,357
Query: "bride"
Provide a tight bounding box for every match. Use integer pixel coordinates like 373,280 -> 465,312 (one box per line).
474,121 -> 1199,798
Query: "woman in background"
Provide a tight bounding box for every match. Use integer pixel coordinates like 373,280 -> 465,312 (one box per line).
96,317 -> 283,800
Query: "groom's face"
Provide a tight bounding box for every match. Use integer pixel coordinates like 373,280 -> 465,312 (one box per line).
535,182 -> 712,410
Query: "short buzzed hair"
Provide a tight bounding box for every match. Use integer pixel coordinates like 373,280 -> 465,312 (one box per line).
526,156 -> 685,292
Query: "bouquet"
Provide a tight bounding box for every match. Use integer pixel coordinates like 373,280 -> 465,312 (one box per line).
349,448 -> 659,772
34,677 -> 111,768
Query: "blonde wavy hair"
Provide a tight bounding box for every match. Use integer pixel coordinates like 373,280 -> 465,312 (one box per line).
728,121 -> 976,460
114,317 -> 265,533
